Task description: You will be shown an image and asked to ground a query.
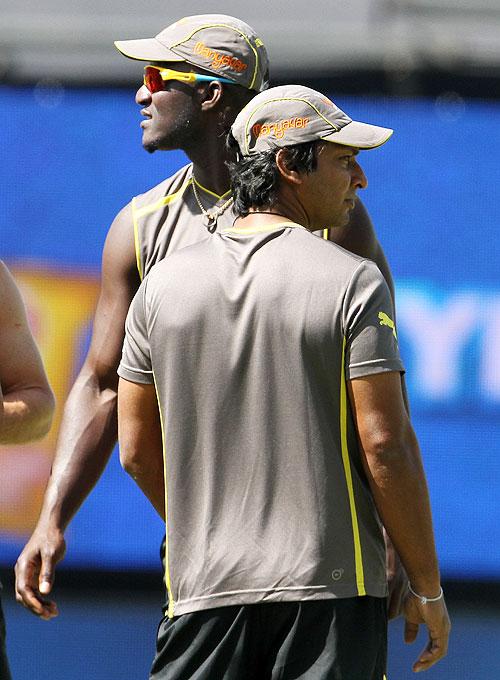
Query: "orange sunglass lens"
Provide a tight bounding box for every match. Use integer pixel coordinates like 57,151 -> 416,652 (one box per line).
144,68 -> 163,93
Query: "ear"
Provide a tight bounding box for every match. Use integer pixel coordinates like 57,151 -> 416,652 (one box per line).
199,81 -> 224,111
275,149 -> 303,185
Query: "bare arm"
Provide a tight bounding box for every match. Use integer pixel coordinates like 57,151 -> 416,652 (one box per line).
330,198 -> 410,614
15,204 -> 140,618
348,372 -> 450,672
118,378 -> 165,519
0,261 -> 55,443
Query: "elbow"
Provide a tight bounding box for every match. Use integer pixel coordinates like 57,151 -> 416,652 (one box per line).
0,385 -> 55,445
31,388 -> 56,440
17,387 -> 56,443
31,410 -> 54,441
39,388 -> 56,436
362,423 -> 419,471
119,441 -> 141,477
78,360 -> 119,402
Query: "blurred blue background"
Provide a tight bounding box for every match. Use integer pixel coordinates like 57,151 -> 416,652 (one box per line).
1,5 -> 500,679
1,70 -> 500,680
2,87 -> 499,579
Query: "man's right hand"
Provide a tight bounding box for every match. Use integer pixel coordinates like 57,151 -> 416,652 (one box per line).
403,588 -> 451,673
15,526 -> 66,620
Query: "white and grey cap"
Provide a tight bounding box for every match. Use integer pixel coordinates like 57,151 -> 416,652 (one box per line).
115,14 -> 269,92
231,84 -> 393,155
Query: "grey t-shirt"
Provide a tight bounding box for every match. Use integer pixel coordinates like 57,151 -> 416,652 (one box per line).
118,221 -> 404,617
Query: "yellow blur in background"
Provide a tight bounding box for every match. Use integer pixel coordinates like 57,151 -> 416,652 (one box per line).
0,267 -> 99,533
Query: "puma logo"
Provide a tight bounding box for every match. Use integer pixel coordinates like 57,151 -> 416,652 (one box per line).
378,311 -> 397,339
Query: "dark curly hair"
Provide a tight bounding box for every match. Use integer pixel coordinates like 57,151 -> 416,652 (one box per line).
226,134 -> 321,217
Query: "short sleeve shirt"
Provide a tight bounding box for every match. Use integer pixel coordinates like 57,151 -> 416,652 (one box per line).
119,222 -> 404,617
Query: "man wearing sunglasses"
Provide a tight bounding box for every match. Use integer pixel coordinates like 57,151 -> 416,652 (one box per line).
15,13 -> 403,626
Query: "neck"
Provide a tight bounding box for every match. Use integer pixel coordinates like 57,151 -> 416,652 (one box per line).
234,194 -> 313,231
186,139 -> 233,197
234,209 -> 300,230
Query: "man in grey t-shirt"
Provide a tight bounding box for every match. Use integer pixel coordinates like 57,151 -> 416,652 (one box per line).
118,86 -> 450,679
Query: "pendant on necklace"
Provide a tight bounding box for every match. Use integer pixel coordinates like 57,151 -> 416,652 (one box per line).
204,213 -> 218,232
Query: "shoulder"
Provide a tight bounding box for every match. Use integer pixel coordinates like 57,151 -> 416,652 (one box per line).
288,231 -> 390,304
147,235 -> 213,278
141,237 -> 214,303
132,163 -> 193,213
296,228 -> 367,275
110,164 -> 193,226
102,203 -> 137,274
0,260 -> 9,286
343,257 -> 391,312
0,262 -> 30,332
327,199 -> 378,259
103,163 -> 193,273
0,259 -> 12,282
0,261 -> 22,308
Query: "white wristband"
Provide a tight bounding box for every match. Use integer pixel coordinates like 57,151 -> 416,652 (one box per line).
408,582 -> 443,605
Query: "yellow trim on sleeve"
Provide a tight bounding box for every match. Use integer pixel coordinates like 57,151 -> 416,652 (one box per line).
152,371 -> 175,618
131,197 -> 143,281
340,336 -> 366,596
134,174 -> 230,230
322,228 -> 329,240
135,177 -> 193,219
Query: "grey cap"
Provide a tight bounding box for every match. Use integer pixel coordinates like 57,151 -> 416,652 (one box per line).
115,14 -> 269,92
232,85 -> 393,155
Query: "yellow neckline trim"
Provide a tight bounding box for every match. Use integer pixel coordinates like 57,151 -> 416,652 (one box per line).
192,176 -> 232,201
223,221 -> 305,235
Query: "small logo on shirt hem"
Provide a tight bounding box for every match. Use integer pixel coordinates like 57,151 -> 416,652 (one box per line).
331,568 -> 344,581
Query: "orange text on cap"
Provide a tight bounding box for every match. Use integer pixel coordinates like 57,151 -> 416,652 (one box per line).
252,117 -> 310,140
194,42 -> 247,72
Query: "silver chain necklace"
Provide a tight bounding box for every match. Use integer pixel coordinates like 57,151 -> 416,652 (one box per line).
191,179 -> 234,233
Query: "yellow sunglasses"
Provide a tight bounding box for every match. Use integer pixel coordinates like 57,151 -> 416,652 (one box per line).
143,66 -> 234,93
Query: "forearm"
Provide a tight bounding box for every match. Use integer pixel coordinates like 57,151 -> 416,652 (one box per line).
0,386 -> 55,444
118,379 -> 165,519
385,528 -> 404,580
38,370 -> 118,532
365,428 -> 440,594
400,373 -> 411,416
123,458 -> 165,520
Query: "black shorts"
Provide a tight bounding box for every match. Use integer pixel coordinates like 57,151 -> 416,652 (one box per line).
0,589 -> 12,680
150,597 -> 387,680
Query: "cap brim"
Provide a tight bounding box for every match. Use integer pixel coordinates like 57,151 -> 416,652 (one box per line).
114,38 -> 185,63
321,121 -> 393,149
